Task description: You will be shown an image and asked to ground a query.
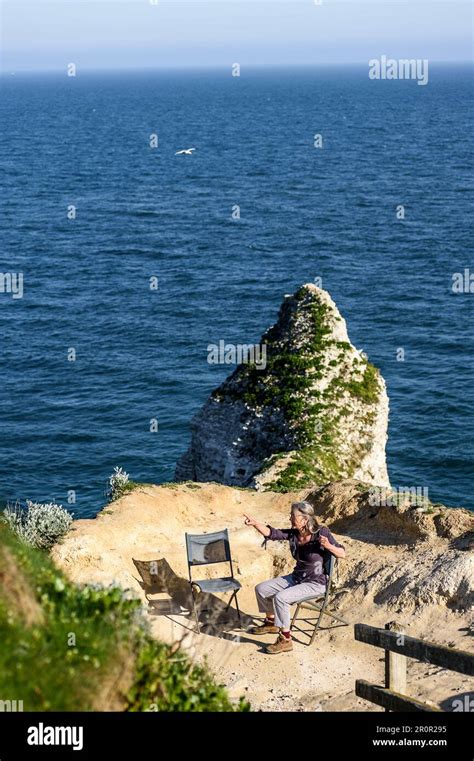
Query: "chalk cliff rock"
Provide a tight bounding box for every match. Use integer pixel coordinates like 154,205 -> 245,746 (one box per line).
305,480 -> 474,612
175,284 -> 390,490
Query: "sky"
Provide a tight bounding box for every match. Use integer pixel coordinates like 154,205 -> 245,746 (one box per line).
1,0 -> 472,73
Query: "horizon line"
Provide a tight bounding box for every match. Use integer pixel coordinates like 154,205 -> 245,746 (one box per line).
1,60 -> 473,77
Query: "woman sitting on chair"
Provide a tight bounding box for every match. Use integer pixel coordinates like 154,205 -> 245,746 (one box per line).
244,501 -> 345,654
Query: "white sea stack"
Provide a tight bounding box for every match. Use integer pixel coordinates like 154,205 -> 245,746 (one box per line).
175,284 -> 390,491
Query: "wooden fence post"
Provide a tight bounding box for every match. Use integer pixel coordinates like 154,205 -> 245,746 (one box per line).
384,621 -> 407,712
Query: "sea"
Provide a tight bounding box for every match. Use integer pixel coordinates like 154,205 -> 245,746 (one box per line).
0,65 -> 472,517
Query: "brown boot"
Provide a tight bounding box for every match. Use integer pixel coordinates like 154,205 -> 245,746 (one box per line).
266,632 -> 293,654
248,619 -> 279,635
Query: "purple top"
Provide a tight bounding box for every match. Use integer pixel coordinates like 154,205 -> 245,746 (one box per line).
265,525 -> 345,586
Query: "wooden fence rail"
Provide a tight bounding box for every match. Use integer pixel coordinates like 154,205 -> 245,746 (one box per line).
354,622 -> 474,712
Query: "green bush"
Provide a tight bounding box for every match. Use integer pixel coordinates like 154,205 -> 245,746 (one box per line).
127,641 -> 250,712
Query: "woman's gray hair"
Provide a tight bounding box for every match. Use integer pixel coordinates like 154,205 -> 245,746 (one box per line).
291,501 -> 319,533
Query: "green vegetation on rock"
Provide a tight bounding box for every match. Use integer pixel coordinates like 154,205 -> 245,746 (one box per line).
215,285 -> 382,491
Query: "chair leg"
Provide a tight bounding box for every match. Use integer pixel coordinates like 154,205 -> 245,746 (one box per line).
234,592 -> 242,627
291,602 -> 301,631
224,591 -> 242,628
310,617 -> 321,645
191,585 -> 200,634
309,604 -> 349,645
310,601 -> 328,645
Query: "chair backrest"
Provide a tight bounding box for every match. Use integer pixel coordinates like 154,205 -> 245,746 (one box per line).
323,552 -> 335,578
185,530 -> 231,568
324,554 -> 337,596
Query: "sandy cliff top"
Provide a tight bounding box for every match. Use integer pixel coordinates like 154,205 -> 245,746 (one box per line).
51,480 -> 473,711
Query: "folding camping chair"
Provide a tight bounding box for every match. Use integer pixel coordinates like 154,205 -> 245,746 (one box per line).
185,529 -> 242,633
290,555 -> 349,645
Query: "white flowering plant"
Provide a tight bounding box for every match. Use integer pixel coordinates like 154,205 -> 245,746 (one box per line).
107,466 -> 132,501
2,499 -> 73,550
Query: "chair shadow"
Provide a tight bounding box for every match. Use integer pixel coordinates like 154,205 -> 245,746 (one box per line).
291,618 -> 349,646
132,557 -> 264,644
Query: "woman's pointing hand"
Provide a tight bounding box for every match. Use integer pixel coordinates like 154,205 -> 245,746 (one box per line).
244,515 -> 271,538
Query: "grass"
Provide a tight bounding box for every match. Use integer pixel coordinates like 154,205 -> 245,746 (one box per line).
341,362 -> 381,405
108,479 -> 147,502
266,443 -> 343,492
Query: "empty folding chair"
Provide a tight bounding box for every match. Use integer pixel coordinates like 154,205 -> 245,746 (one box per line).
185,529 -> 242,633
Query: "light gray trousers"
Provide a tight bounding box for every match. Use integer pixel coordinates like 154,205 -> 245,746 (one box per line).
255,574 -> 326,630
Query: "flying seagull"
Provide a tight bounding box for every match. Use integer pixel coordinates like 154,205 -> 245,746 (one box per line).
175,148 -> 196,155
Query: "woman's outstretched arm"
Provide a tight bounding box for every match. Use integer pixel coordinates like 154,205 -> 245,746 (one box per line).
243,514 -> 271,537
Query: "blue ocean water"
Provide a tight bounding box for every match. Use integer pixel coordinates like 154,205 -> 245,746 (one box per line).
0,66 -> 472,517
